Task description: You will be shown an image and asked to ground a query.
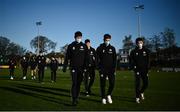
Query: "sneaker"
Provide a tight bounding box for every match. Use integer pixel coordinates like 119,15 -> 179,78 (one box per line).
136,98 -> 140,104
72,98 -> 78,106
140,93 -> 145,100
102,98 -> 107,104
31,76 -> 34,80
23,76 -> 26,80
85,91 -> 89,97
106,77 -> 109,80
10,76 -> 14,80
33,76 -> 36,79
107,95 -> 113,104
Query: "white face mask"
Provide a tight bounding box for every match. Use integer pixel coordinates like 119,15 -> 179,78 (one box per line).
105,41 -> 110,46
138,43 -> 143,49
76,38 -> 82,43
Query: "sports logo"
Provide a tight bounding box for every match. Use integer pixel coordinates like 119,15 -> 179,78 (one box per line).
143,51 -> 147,56
103,50 -> 105,53
80,46 -> 84,51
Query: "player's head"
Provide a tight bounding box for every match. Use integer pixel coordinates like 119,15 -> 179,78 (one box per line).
85,39 -> 91,48
74,31 -> 82,43
136,37 -> 144,49
104,34 -> 111,46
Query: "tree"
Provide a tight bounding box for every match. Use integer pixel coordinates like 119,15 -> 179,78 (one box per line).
161,28 -> 176,48
30,35 -> 57,54
138,36 -> 153,51
0,36 -> 10,55
60,44 -> 69,55
0,36 -> 26,56
122,35 -> 134,50
149,34 -> 162,52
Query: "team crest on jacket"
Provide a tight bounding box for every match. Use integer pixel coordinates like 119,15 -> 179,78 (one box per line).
136,52 -> 138,55
80,46 -> 84,51
108,49 -> 113,54
90,51 -> 93,55
103,49 -> 105,53
72,47 -> 75,50
143,51 -> 147,56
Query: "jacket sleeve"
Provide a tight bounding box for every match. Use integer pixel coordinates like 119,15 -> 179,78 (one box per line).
113,47 -> 117,69
83,44 -> 89,69
63,44 -> 70,70
96,46 -> 101,69
93,48 -> 98,68
129,50 -> 135,70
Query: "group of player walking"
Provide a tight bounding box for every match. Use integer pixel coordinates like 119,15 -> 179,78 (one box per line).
8,31 -> 150,106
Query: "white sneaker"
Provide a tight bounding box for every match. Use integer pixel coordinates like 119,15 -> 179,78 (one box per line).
107,95 -> 113,104
23,76 -> 26,80
140,93 -> 145,100
102,98 -> 107,104
136,98 -> 140,104
10,76 -> 14,80
33,76 -> 36,79
106,77 -> 109,80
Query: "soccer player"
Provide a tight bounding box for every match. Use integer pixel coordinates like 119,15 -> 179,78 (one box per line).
20,55 -> 29,80
129,37 -> 151,103
37,51 -> 46,83
8,55 -> 16,80
63,31 -> 88,106
96,34 -> 117,104
84,39 -> 97,96
29,54 -> 37,80
49,56 -> 59,83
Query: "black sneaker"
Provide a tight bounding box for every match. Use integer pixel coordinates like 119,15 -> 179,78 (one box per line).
72,99 -> 78,106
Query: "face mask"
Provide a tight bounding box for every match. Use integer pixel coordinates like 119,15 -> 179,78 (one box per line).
138,43 -> 143,49
76,38 -> 82,43
105,41 -> 110,46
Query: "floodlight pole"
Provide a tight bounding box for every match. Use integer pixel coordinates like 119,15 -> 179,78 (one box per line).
134,4 -> 144,38
36,21 -> 42,55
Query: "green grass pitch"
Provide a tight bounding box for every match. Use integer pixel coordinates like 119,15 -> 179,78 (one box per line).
0,68 -> 180,111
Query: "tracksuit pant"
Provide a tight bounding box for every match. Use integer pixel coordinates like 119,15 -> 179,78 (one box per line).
99,68 -> 115,99
38,68 -> 45,82
134,71 -> 149,98
71,67 -> 84,101
51,70 -> 57,82
84,67 -> 95,94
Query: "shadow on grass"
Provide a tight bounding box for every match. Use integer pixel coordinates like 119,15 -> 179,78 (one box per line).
1,86 -> 72,108
16,83 -> 100,103
113,95 -> 135,103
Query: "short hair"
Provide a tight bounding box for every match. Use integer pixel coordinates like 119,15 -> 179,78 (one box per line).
135,37 -> 144,44
85,39 -> 90,43
103,34 -> 111,41
74,31 -> 82,38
